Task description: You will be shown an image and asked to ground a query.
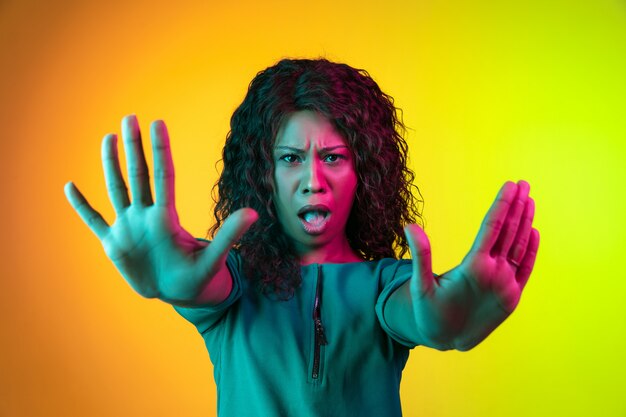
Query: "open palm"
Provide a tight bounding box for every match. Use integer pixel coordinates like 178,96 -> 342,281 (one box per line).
65,115 -> 257,305
404,181 -> 539,350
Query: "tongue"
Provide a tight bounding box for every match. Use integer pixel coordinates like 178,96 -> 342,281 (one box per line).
303,211 -> 325,225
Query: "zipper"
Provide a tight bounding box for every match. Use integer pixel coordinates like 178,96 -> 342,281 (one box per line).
312,265 -> 328,380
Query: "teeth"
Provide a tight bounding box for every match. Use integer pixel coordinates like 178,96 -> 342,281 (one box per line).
303,210 -> 326,224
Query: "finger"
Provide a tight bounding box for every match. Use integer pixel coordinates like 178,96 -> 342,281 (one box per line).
101,133 -> 130,212
494,180 -> 530,257
151,120 -> 175,207
516,228 -> 540,289
470,181 -> 518,254
121,115 -> 153,206
404,224 -> 434,296
508,197 -> 535,263
64,182 -> 110,240
198,208 -> 259,271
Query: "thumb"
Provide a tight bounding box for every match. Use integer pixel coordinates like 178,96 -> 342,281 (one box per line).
198,208 -> 259,272
404,224 -> 434,297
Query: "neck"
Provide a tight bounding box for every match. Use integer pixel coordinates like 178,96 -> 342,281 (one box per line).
295,237 -> 363,265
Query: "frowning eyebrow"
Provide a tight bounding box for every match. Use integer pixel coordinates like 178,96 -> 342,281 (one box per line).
274,145 -> 349,152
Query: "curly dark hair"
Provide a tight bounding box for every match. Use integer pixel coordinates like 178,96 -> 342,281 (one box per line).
209,58 -> 423,300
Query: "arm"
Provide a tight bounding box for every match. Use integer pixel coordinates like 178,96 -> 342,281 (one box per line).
65,115 -> 257,307
384,181 -> 540,351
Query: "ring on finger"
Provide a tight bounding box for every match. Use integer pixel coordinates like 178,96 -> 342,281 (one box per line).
507,257 -> 520,268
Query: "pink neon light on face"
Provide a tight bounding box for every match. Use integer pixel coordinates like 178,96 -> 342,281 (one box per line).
272,110 -> 359,264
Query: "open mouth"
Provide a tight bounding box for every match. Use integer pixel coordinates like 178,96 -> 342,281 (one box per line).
297,206 -> 331,235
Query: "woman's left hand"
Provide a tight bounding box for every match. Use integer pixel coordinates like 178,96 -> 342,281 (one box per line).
403,180 -> 540,350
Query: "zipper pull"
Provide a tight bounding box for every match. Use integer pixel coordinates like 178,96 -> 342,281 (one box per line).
315,318 -> 328,345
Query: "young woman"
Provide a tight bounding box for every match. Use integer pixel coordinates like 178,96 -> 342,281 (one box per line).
65,58 -> 539,416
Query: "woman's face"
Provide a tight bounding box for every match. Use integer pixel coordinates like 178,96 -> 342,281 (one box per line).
272,110 -> 358,260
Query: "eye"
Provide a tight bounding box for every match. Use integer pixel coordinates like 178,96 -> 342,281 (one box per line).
323,154 -> 345,163
279,154 -> 301,164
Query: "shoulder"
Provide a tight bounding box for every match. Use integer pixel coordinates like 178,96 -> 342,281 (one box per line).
371,258 -> 413,286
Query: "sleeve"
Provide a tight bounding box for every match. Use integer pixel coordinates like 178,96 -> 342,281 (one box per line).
172,249 -> 243,334
375,259 -> 419,348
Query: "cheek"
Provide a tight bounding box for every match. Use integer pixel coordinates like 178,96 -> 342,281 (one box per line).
273,170 -> 285,198
274,167 -> 297,191
345,171 -> 358,196
272,178 -> 292,221
337,174 -> 358,211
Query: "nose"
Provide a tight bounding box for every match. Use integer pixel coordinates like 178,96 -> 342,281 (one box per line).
301,159 -> 326,194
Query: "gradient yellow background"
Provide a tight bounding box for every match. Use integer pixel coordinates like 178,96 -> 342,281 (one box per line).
1,0 -> 625,416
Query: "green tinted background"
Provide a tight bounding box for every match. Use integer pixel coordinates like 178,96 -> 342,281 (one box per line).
1,0 -> 624,416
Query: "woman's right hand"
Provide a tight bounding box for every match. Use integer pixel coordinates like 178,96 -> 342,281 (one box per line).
65,115 -> 258,306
